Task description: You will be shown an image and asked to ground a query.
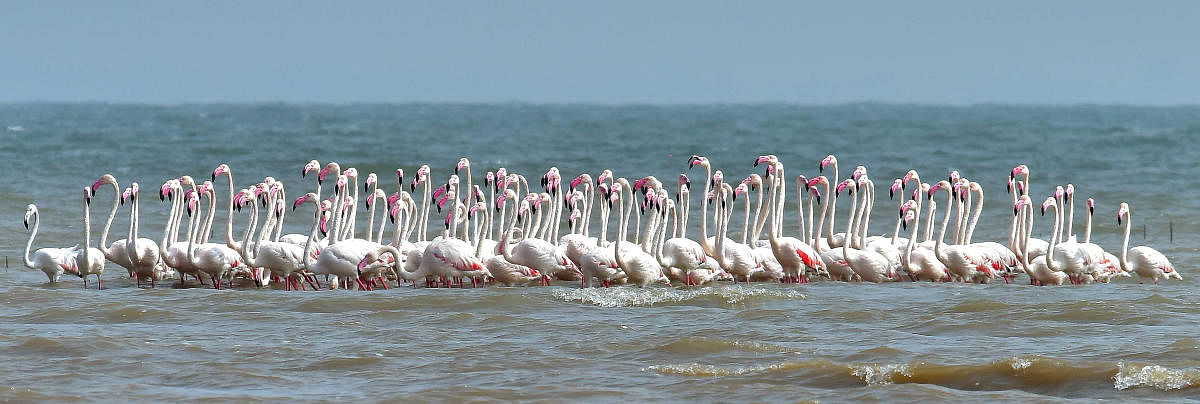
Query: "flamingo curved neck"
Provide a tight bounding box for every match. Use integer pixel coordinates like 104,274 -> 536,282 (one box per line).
100,181 -> 120,254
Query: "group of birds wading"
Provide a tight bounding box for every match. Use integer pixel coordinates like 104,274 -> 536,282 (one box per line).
20,154 -> 1181,291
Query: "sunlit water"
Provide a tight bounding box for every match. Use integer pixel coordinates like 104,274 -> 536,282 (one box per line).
1,103 -> 1198,401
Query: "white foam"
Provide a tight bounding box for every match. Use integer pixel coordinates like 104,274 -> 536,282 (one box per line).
1114,361 -> 1200,391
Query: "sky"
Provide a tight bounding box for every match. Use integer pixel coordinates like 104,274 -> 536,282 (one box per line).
2,1 -> 1199,104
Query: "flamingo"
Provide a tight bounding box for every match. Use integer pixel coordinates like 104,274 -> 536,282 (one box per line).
241,192 -> 307,290
762,166 -> 821,284
23,204 -> 79,283
818,179 -> 858,282
121,182 -> 164,287
187,182 -> 246,289
901,185 -> 950,282
76,187 -> 106,289
931,180 -> 994,283
713,183 -> 762,283
1049,186 -> 1091,284
837,178 -> 892,283
1019,196 -> 1067,286
1117,203 -> 1181,284
611,181 -> 669,288
91,174 -> 136,278
501,179 -> 581,286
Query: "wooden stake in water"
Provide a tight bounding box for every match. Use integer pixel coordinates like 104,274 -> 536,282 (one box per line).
1143,224 -> 1147,240
1169,221 -> 1174,243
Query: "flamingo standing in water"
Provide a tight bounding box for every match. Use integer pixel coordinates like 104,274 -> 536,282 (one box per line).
22,204 -> 79,283
76,187 -> 106,289
122,183 -> 164,287
1117,202 -> 1181,285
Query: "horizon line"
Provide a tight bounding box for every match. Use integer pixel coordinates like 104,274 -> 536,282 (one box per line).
3,100 -> 1200,108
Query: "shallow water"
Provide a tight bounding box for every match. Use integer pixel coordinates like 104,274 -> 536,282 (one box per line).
1,103 -> 1198,401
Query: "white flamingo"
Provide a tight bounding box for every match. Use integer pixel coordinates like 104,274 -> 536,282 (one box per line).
1117,202 -> 1181,284
76,187 -> 106,289
121,183 -> 164,287
23,204 -> 79,283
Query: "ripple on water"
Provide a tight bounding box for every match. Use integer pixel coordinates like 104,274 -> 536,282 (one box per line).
654,336 -> 798,355
551,286 -> 806,308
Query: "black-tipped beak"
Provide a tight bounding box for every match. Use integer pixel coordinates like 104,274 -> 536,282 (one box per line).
364,182 -> 370,192
410,183 -> 416,192
302,168 -> 307,177
902,221 -> 907,231
160,193 -> 165,202
1117,216 -> 1122,225
753,159 -> 760,167
454,166 -> 460,175
211,173 -> 217,182
24,219 -> 29,229
320,228 -> 327,237
815,195 -> 821,205
890,189 -> 895,200
1089,206 -> 1094,215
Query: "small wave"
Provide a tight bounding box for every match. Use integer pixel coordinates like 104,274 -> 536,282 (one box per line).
655,337 -> 797,355
1114,362 -> 1200,391
551,285 -> 805,308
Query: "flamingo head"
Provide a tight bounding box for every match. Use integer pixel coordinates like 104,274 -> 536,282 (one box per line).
159,180 -> 176,201
902,209 -> 916,230
688,155 -> 708,170
796,175 -> 809,192
454,158 -> 470,175
302,160 -> 320,178
389,202 -> 403,223
274,198 -> 285,218
570,174 -> 586,191
819,155 -> 836,172
1065,183 -> 1074,200
495,167 -> 507,183
809,187 -> 821,205
743,174 -> 761,190
902,170 -> 919,187
1087,198 -> 1094,215
83,187 -> 91,206
899,200 -> 916,216
711,170 -> 724,188
341,167 -> 358,180
335,175 -> 347,194
1013,197 -> 1027,216
1041,197 -> 1056,216
357,251 -> 381,274
1010,164 -> 1028,179
836,179 -> 854,196
120,187 -> 132,205
678,174 -> 690,191
364,173 -> 378,192
292,193 -> 314,211
92,173 -> 116,193
317,162 -> 340,184
733,183 -> 748,201
1054,185 -> 1064,201
184,191 -> 198,217
212,163 -> 230,182
851,166 -> 866,181
1117,202 -> 1129,225
948,170 -> 960,183
890,179 -> 902,200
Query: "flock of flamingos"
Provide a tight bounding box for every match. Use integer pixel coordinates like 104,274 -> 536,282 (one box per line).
20,154 -> 1181,291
